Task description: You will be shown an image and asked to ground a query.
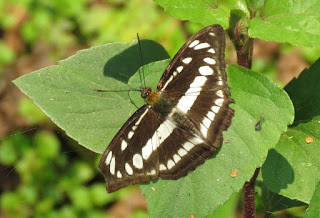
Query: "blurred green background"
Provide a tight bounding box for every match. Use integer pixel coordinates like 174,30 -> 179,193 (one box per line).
0,0 -> 318,217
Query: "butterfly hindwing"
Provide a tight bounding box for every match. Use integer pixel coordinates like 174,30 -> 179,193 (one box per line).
99,105 -> 163,192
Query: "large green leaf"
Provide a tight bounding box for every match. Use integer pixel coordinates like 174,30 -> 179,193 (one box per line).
305,182 -> 320,217
248,0 -> 320,47
153,0 -> 247,28
141,65 -> 294,217
262,59 -> 320,203
14,40 -> 170,153
15,41 -> 294,217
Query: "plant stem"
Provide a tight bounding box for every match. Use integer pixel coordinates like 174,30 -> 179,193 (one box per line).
243,168 -> 260,218
228,18 -> 257,217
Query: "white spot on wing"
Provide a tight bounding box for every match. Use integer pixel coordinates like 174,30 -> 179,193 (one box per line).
117,171 -> 122,178
128,131 -> 134,139
150,169 -> 156,175
199,66 -> 213,75
177,66 -> 183,73
160,164 -> 167,171
203,57 -> 216,65
135,108 -> 149,126
209,32 -> 215,36
176,76 -> 207,113
176,96 -> 193,113
202,117 -> 212,129
190,137 -> 203,144
178,148 -> 187,157
194,43 -> 210,50
189,40 -> 200,48
110,156 -> 115,175
217,90 -> 224,98
182,57 -> 192,64
142,139 -> 153,160
183,141 -> 194,151
157,120 -> 176,144
105,151 -> 112,165
152,132 -> 158,151
190,76 -> 207,87
200,124 -> 208,137
133,154 -> 143,169
206,111 -> 215,121
121,140 -> 128,151
217,81 -> 224,85
167,159 -> 175,169
211,106 -> 220,113
186,87 -> 201,95
215,98 -> 224,107
162,75 -> 174,90
125,163 -> 133,175
208,48 -> 215,54
173,154 -> 181,163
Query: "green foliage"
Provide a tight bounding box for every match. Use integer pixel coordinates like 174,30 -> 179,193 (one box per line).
248,0 -> 320,47
154,0 -> 246,28
0,130 -> 136,217
305,182 -> 320,217
5,0 -> 320,217
15,44 -> 294,216
255,178 -> 306,213
262,59 -> 320,203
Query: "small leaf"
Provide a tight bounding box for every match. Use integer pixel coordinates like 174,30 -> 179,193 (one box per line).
141,65 -> 294,217
248,0 -> 320,47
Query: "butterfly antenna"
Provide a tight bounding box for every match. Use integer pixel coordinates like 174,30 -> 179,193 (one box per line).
137,33 -> 146,88
94,88 -> 140,93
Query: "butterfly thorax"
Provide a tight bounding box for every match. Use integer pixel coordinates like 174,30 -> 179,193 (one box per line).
141,86 -> 200,137
140,86 -> 174,117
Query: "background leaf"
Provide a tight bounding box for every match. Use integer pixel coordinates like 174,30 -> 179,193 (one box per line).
262,59 -> 320,203
255,179 -> 306,213
153,0 -> 247,28
14,41 -> 169,153
305,182 -> 320,218
248,0 -> 320,47
141,65 -> 294,217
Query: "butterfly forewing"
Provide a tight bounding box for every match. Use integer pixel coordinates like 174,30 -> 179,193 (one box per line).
99,24 -> 234,193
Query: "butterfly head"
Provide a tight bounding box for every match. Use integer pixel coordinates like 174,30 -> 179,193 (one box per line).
140,86 -> 152,99
140,86 -> 160,106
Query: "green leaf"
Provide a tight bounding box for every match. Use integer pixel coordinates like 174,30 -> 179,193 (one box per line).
248,0 -> 320,47
14,40 -> 293,217
284,58 -> 320,123
255,179 -> 306,213
141,65 -> 294,217
153,0 -> 247,28
262,59 -> 320,203
14,41 -> 169,153
305,182 -> 320,218
208,192 -> 240,217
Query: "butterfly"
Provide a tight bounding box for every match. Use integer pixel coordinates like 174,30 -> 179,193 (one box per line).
99,24 -> 234,193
